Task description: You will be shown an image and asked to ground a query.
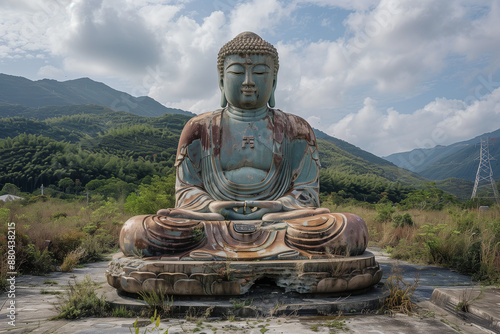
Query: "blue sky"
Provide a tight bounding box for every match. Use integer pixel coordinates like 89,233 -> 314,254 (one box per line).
1,0 -> 500,157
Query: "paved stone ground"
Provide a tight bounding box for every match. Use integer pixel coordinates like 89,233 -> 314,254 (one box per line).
0,248 -> 497,334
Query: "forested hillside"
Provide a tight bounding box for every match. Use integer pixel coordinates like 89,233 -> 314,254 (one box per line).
0,104 -> 422,203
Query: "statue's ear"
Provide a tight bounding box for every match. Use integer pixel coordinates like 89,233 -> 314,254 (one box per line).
219,77 -> 227,107
268,77 -> 277,108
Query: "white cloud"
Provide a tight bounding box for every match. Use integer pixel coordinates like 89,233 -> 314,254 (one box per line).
37,65 -> 65,78
143,0 -> 296,112
228,0 -> 292,37
48,0 -> 163,77
337,0 -> 500,94
298,0 -> 378,11
328,88 -> 500,157
2,0 -> 500,156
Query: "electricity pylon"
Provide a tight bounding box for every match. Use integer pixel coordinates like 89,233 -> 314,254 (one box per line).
471,137 -> 500,204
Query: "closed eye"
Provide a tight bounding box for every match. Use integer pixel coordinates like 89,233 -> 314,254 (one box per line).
226,63 -> 244,75
253,64 -> 269,75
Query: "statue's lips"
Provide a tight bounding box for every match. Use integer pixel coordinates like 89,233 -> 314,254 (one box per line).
241,89 -> 257,96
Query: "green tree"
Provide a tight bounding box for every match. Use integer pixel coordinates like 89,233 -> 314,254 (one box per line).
0,183 -> 20,195
124,174 -> 175,214
399,183 -> 457,211
58,177 -> 75,193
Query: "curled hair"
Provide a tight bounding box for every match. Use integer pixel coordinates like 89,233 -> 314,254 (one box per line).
217,32 -> 279,77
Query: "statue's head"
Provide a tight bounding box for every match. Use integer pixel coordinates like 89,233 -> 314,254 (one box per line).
217,32 -> 279,109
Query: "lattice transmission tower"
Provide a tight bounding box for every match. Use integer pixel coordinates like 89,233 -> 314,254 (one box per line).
471,137 -> 500,204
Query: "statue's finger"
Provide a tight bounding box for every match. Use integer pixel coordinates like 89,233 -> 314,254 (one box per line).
156,208 -> 172,216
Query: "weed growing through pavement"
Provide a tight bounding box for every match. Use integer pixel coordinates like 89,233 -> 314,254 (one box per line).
270,301 -> 285,317
231,298 -> 252,310
381,264 -> 419,315
456,287 -> 484,313
130,309 -> 167,334
138,289 -> 173,318
41,289 -> 62,295
112,305 -> 137,318
53,275 -> 110,319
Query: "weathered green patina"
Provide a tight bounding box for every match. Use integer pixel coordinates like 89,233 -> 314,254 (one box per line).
108,32 -> 381,295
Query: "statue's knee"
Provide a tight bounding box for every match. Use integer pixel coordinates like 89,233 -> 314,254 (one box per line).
340,213 -> 368,255
119,215 -> 207,257
285,212 -> 368,256
119,215 -> 150,257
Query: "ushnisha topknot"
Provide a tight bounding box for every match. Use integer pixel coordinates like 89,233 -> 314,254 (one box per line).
217,31 -> 279,77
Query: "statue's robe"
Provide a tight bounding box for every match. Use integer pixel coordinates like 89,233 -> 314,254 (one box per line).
174,108 -> 321,213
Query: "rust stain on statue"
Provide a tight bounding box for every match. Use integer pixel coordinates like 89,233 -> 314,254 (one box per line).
176,112 -> 214,154
212,122 -> 221,156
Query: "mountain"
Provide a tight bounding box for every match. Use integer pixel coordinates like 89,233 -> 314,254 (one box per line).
314,129 -> 394,167
315,129 -> 427,186
0,103 -> 427,202
0,104 -> 422,183
384,128 -> 500,182
0,73 -> 193,117
434,178 -> 475,201
0,104 -> 188,144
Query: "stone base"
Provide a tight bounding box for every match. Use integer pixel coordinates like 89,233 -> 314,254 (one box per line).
99,283 -> 389,317
106,251 -> 382,296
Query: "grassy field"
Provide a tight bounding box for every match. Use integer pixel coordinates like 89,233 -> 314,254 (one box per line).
0,197 -> 127,289
1,196 -> 499,291
325,201 -> 500,284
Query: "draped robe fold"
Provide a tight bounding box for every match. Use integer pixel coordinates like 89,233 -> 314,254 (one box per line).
173,108 -> 322,215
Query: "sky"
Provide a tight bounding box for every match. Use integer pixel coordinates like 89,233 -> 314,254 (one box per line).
1,0 -> 500,157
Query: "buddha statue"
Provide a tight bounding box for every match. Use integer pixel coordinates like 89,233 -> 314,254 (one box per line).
109,32 -> 381,296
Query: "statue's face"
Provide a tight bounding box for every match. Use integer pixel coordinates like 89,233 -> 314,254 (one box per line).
222,54 -> 275,109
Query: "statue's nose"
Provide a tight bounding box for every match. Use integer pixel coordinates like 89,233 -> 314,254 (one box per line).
243,71 -> 255,86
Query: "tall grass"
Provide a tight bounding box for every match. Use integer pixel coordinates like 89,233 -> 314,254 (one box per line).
325,202 -> 500,284
0,197 -> 128,284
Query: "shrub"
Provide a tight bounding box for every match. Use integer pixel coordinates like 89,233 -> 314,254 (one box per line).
82,223 -> 98,235
79,236 -> 107,263
451,240 -> 482,276
0,222 -> 55,276
0,208 -> 11,224
124,175 -> 175,215
418,224 -> 447,263
60,248 -> 87,272
392,213 -> 414,228
53,275 -> 110,319
111,306 -> 137,318
399,183 -> 457,211
1,183 -> 21,195
374,203 -> 395,223
391,239 -> 427,262
451,210 -> 475,233
23,244 -> 55,275
51,211 -> 68,220
90,199 -> 124,224
51,230 -> 85,262
28,195 -> 48,203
